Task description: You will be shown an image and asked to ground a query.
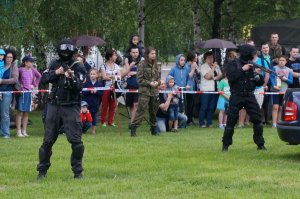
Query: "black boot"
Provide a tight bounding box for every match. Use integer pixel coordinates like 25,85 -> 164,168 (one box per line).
257,145 -> 267,150
37,171 -> 47,180
36,146 -> 52,180
150,126 -> 158,136
222,145 -> 229,152
130,125 -> 137,137
74,173 -> 84,180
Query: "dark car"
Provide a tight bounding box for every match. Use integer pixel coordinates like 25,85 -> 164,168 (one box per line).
277,88 -> 300,145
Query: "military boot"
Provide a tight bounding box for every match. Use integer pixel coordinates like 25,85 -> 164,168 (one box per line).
150,126 -> 158,136
130,125 -> 137,137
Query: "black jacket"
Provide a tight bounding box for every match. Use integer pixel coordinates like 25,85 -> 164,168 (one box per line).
42,59 -> 86,106
225,58 -> 264,95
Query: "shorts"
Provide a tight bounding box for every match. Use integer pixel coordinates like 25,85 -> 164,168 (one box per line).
216,96 -> 229,111
272,94 -> 284,106
17,92 -> 32,112
125,93 -> 139,107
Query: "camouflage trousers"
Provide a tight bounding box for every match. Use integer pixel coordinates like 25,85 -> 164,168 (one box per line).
131,94 -> 159,127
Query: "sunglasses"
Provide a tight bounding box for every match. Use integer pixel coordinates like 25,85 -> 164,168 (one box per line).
59,44 -> 75,51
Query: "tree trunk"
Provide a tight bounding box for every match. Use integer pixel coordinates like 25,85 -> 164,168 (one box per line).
227,0 -> 234,41
138,0 -> 145,46
212,0 -> 224,38
192,0 -> 201,46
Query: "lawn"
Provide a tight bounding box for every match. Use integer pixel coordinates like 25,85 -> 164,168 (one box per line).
0,109 -> 300,199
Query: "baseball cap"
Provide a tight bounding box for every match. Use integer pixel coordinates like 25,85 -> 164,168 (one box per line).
22,56 -> 34,63
81,101 -> 89,107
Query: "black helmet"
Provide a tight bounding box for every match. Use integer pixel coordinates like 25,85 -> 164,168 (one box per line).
57,39 -> 76,61
239,44 -> 257,62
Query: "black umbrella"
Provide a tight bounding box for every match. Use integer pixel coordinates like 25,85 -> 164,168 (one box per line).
72,35 -> 106,47
195,38 -> 237,49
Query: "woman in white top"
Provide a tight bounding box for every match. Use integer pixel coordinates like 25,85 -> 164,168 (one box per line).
100,49 -> 121,127
199,51 -> 222,127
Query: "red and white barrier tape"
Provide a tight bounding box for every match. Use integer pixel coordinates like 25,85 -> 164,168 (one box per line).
1,87 -> 287,95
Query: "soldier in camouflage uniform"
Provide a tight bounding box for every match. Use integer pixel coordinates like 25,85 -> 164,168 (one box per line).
130,47 -> 161,137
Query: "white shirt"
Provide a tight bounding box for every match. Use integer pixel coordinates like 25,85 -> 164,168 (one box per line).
100,63 -> 120,88
199,63 -> 222,91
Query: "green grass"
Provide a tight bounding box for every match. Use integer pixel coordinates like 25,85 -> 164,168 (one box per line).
1,109 -> 300,199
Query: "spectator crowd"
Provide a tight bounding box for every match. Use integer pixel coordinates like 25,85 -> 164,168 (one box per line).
1,32 -> 298,138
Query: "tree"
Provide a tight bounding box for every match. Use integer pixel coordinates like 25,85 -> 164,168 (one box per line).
192,0 -> 201,45
138,0 -> 145,45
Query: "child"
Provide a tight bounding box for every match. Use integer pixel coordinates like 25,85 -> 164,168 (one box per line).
270,55 -> 293,128
165,75 -> 180,132
216,74 -> 230,129
124,34 -> 144,59
16,56 -> 41,137
82,68 -> 103,134
80,101 -> 93,133
0,49 -> 6,79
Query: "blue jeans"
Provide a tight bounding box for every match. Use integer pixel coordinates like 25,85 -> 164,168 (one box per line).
82,122 -> 92,133
168,104 -> 179,120
199,93 -> 218,126
0,93 -> 12,137
156,112 -> 187,133
156,117 -> 167,133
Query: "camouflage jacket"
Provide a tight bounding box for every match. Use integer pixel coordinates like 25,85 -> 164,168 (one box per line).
137,60 -> 161,96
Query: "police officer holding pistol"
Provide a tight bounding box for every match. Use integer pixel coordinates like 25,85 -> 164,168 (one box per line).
222,44 -> 266,152
37,39 -> 86,179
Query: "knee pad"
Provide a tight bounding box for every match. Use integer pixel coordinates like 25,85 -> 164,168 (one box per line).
253,122 -> 263,129
39,147 -> 52,162
71,143 -> 84,160
225,126 -> 234,134
253,122 -> 263,133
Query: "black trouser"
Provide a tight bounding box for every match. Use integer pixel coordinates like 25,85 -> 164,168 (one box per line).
222,93 -> 265,147
37,104 -> 84,175
185,93 -> 195,123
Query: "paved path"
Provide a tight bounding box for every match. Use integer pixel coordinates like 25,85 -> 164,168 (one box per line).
160,62 -> 175,80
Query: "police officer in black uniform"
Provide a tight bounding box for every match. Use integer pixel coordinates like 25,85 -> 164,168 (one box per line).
37,39 -> 86,179
222,44 -> 266,152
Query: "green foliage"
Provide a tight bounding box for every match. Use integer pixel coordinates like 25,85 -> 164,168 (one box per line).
1,110 -> 300,198
0,0 -> 300,64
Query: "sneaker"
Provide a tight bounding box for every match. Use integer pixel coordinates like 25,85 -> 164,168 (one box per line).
101,123 -> 106,127
22,131 -> 29,137
74,173 -> 83,180
187,122 -> 195,126
171,128 -> 178,133
17,130 -> 24,137
200,125 -> 206,128
272,124 -> 277,128
219,124 -> 225,129
257,145 -> 267,151
109,123 -> 117,127
3,135 -> 10,139
237,124 -> 244,128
